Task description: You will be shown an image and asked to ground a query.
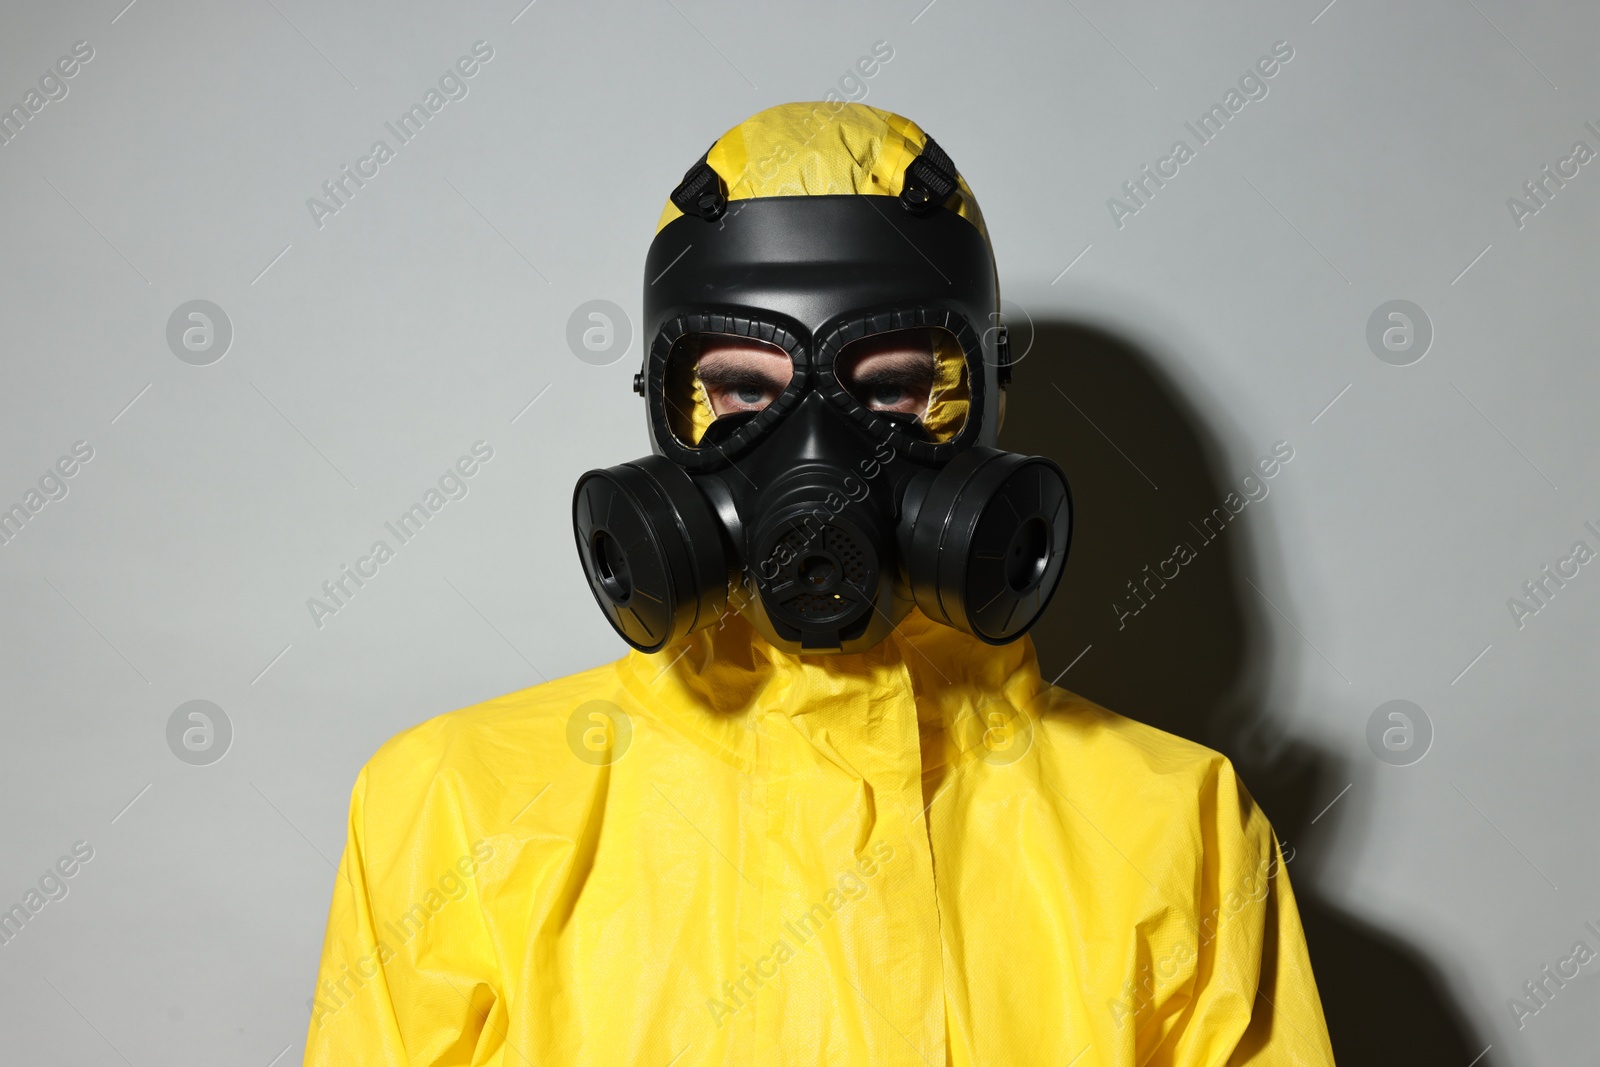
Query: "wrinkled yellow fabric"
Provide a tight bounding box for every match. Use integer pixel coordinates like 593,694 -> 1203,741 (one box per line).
922,331 -> 969,442
688,371 -> 714,444
663,336 -> 716,446
655,102 -> 988,240
304,611 -> 1334,1065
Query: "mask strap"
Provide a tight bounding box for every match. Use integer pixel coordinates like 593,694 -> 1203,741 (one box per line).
899,136 -> 959,214
670,145 -> 729,221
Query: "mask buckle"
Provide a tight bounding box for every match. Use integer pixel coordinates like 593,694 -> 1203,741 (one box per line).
995,324 -> 1013,386
670,147 -> 729,222
899,136 -> 959,214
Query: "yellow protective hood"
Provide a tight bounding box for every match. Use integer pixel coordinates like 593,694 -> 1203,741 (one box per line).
305,613 -> 1333,1065
658,103 -> 985,445
654,102 -> 988,238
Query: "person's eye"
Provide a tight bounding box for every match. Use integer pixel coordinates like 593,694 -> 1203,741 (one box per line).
868,384 -> 906,407
736,384 -> 766,405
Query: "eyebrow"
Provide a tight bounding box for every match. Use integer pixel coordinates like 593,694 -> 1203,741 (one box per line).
696,362 -> 791,389
844,354 -> 934,386
852,362 -> 931,381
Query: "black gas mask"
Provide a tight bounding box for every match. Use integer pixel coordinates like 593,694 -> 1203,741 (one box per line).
573,141 -> 1072,654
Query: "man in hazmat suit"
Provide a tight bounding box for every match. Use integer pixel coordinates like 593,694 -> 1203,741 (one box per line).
304,102 -> 1336,1066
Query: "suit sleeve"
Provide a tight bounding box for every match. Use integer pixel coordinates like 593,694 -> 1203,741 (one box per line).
1159,762 -> 1337,1066
1221,830 -> 1336,1065
302,764 -> 502,1067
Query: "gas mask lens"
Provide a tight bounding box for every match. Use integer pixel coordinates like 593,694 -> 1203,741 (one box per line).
833,326 -> 969,443
664,333 -> 795,447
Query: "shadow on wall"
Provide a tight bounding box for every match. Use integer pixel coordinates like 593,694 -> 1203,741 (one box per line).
1001,320 -> 1493,1066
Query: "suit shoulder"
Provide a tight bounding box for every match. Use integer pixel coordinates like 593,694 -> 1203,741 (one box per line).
1037,687 -> 1226,772
1030,688 -> 1278,878
1032,686 -> 1259,816
357,658 -> 621,803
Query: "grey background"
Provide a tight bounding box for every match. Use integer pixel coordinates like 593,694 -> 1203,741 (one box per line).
0,0 -> 1594,1063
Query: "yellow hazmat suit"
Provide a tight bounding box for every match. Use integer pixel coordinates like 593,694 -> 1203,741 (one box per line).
305,104 -> 1334,1066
